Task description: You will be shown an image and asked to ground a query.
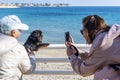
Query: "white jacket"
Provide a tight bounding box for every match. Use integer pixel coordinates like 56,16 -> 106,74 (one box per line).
0,33 -> 36,80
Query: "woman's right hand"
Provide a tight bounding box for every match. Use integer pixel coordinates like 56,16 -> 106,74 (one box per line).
65,34 -> 78,57
65,42 -> 78,57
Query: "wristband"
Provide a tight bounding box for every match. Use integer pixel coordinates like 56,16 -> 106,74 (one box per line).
74,52 -> 79,56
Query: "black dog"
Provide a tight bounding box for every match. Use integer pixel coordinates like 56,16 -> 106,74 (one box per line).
24,30 -> 49,51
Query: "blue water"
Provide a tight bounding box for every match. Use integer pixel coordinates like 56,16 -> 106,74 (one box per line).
0,6 -> 120,44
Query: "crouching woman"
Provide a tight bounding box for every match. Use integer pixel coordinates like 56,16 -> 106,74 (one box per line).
65,15 -> 120,80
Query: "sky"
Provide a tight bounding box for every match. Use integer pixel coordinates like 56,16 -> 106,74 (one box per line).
0,0 -> 120,6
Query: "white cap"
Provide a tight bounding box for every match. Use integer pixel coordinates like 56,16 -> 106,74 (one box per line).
0,15 -> 29,34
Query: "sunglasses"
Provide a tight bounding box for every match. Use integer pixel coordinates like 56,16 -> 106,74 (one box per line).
18,29 -> 22,32
80,30 -> 83,34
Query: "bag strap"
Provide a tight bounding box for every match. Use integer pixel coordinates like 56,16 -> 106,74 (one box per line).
71,45 -> 79,56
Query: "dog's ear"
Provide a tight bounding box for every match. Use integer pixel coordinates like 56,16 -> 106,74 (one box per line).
36,43 -> 50,51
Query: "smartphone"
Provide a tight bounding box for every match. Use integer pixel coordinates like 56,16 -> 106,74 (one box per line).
65,32 -> 71,42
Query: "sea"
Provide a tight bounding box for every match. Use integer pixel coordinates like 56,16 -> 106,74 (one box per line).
0,6 -> 120,44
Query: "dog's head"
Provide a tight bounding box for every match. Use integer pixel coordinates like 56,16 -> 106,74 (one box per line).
29,30 -> 43,44
24,30 -> 49,51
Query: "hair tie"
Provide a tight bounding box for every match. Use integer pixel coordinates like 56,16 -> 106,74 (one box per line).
90,16 -> 95,23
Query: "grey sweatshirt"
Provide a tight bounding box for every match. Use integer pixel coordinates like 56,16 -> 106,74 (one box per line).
70,24 -> 120,80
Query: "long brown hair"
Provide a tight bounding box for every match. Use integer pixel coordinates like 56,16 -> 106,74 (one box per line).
82,15 -> 110,44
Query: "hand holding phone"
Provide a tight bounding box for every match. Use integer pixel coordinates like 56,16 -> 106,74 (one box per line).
65,32 -> 79,57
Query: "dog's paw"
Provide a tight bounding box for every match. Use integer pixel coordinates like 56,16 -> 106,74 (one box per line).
37,43 -> 50,50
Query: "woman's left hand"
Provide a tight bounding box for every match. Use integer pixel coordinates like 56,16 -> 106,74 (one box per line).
26,48 -> 36,56
80,52 -> 89,60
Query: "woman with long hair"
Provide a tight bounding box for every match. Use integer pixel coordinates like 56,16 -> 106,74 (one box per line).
65,15 -> 120,80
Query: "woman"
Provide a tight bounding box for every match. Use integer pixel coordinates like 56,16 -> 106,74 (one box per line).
65,15 -> 120,80
0,15 -> 36,80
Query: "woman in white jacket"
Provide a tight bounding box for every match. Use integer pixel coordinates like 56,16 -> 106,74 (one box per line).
0,15 -> 36,80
